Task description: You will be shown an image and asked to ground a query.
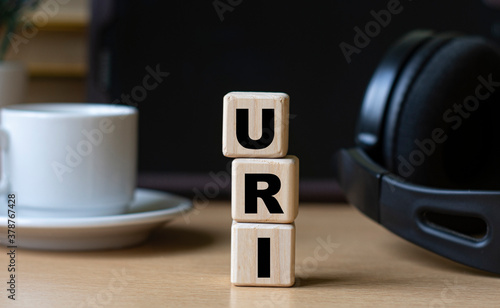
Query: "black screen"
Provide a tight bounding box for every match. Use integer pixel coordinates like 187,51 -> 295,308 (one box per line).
89,0 -> 500,199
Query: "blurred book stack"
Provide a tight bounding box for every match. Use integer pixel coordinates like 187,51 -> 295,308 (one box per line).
5,0 -> 88,103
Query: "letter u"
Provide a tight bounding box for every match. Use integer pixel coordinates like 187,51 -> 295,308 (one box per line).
236,108 -> 274,149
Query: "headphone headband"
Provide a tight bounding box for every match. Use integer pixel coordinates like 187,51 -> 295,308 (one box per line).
336,148 -> 500,274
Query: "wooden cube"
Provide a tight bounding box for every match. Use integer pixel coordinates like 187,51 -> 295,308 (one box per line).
222,92 -> 289,158
231,222 -> 295,287
232,156 -> 299,223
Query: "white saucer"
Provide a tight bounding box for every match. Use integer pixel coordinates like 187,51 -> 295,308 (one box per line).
0,188 -> 193,251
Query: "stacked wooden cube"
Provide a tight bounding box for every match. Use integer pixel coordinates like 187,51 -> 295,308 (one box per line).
222,92 -> 299,287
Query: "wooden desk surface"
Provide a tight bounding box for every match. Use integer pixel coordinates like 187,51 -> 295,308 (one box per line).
2,202 -> 499,307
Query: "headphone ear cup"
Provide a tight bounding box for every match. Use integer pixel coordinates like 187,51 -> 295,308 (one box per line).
386,37 -> 500,189
382,35 -> 454,171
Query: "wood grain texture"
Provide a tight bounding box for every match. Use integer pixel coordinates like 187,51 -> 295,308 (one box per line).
1,203 -> 499,307
222,92 -> 289,158
231,222 -> 295,287
232,156 -> 299,223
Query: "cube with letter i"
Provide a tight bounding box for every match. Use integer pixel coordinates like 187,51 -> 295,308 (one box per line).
222,91 -> 299,287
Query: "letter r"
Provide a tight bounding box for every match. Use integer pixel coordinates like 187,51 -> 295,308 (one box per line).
245,173 -> 284,214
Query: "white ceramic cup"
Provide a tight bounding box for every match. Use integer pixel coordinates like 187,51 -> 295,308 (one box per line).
0,103 -> 138,217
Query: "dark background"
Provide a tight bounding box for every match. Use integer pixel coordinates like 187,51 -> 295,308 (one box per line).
88,0 -> 500,201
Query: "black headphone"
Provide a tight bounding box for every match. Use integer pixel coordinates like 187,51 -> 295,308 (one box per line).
335,30 -> 500,274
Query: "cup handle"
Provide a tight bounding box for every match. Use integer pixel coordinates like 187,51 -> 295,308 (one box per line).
0,128 -> 9,194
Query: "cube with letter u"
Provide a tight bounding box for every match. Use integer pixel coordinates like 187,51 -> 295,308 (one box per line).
222,92 -> 289,158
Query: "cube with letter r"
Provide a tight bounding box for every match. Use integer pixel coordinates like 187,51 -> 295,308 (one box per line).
232,156 -> 299,223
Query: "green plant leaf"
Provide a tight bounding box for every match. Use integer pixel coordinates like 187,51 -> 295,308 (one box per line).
0,0 -> 41,61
